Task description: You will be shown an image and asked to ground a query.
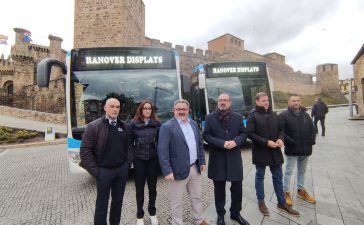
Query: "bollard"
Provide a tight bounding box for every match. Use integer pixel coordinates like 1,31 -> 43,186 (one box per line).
45,126 -> 55,141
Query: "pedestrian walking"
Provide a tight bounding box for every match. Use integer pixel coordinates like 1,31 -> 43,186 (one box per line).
130,100 -> 161,225
278,94 -> 316,206
246,92 -> 300,217
202,93 -> 249,225
157,99 -> 209,225
80,98 -> 130,225
311,97 -> 329,136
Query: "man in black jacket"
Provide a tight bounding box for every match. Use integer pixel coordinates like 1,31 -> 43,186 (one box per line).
279,94 -> 316,206
80,98 -> 130,225
246,92 -> 299,217
311,97 -> 328,136
203,93 -> 249,225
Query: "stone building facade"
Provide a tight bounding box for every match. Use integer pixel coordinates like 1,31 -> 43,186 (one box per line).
339,79 -> 356,102
352,44 -> 364,116
0,0 -> 342,115
0,28 -> 66,113
74,0 -> 145,48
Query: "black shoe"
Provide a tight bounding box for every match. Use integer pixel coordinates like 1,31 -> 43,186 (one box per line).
230,215 -> 250,225
217,215 -> 225,225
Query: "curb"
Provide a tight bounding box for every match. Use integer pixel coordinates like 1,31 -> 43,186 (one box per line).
0,138 -> 66,150
349,116 -> 364,120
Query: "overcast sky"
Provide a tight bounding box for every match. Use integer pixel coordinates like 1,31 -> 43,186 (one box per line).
1,0 -> 363,79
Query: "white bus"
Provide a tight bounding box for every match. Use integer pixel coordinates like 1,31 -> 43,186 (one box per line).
189,61 -> 273,129
37,47 -> 182,173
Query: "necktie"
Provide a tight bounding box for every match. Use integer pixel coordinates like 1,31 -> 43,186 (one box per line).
111,121 -> 117,126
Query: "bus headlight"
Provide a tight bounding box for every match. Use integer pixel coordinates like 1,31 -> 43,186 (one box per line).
68,150 -> 81,164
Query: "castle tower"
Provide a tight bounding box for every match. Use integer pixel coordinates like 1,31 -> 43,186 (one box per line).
48,35 -> 63,59
208,33 -> 245,53
73,0 -> 145,48
13,28 -> 28,45
316,63 -> 340,93
11,28 -> 32,57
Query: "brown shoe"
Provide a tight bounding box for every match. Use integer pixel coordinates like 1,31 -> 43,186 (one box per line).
258,201 -> 270,216
285,192 -> 293,206
277,203 -> 300,217
199,220 -> 210,225
297,189 -> 316,204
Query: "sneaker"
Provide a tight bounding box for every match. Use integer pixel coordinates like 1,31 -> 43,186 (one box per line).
277,203 -> 300,217
258,201 -> 270,216
137,218 -> 144,225
150,215 -> 158,225
297,189 -> 316,204
285,192 -> 293,206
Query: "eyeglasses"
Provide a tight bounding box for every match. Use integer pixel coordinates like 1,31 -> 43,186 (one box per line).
175,108 -> 189,111
218,99 -> 230,102
143,107 -> 152,111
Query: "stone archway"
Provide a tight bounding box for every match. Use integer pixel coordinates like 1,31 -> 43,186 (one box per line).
1,80 -> 14,106
3,80 -> 13,96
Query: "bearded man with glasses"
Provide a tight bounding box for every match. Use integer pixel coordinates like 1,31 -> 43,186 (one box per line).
158,99 -> 209,225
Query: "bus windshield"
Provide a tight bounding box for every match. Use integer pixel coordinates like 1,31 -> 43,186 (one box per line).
206,76 -> 269,114
70,68 -> 178,132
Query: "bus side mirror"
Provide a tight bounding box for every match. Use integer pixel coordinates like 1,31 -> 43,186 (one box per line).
37,58 -> 66,87
198,72 -> 206,89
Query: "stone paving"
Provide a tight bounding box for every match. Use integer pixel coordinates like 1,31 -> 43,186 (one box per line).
0,107 -> 364,225
0,144 -> 214,225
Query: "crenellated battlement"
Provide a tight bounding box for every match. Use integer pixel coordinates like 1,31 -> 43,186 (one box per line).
28,44 -> 50,53
0,54 -> 15,76
148,38 -> 223,60
0,54 -> 13,65
146,38 -> 293,66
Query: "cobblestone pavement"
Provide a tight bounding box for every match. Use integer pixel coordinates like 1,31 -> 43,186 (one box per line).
0,143 -> 217,225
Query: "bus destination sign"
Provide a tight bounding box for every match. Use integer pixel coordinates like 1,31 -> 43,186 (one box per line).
85,56 -> 163,65
207,62 -> 266,77
72,47 -> 176,71
212,66 -> 259,74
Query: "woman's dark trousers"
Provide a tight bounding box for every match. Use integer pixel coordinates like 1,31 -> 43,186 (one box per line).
134,157 -> 159,219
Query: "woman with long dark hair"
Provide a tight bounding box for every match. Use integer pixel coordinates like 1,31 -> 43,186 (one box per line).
130,100 -> 161,225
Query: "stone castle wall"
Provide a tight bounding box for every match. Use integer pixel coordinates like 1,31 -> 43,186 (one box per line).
0,105 -> 65,124
0,28 -> 66,113
147,39 -> 321,96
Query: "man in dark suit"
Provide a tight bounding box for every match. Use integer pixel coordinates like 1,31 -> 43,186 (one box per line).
80,98 -> 130,225
158,99 -> 209,225
203,93 -> 249,225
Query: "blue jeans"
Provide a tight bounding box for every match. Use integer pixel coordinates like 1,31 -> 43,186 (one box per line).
283,155 -> 309,192
255,165 -> 285,205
